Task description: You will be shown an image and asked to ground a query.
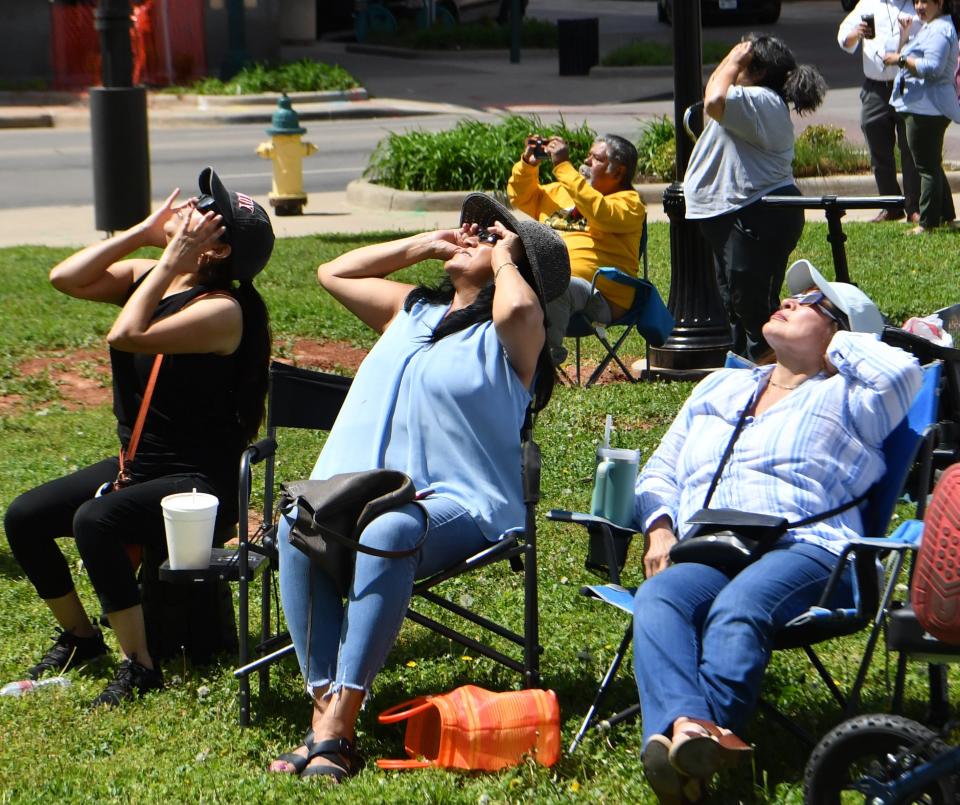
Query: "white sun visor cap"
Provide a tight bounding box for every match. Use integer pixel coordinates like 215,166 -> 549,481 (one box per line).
786,259 -> 885,336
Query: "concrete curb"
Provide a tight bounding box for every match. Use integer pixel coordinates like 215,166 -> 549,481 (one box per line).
0,113 -> 53,129
194,88 -> 369,108
347,172 -> 960,211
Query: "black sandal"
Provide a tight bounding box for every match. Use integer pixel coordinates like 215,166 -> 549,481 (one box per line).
269,729 -> 315,775
300,736 -> 364,782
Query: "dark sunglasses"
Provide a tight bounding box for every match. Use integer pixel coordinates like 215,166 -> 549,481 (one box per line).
790,290 -> 849,330
195,194 -> 230,243
477,227 -> 501,244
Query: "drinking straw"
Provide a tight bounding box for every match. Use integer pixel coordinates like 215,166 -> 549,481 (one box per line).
192,487 -> 197,505
603,414 -> 613,448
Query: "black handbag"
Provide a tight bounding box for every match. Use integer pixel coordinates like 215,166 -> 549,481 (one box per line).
668,391 -> 865,575
279,469 -> 428,597
669,508 -> 789,574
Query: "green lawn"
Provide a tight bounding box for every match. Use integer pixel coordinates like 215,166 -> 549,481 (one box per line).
0,223 -> 957,803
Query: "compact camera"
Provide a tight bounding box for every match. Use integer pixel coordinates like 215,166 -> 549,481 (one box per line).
477,228 -> 501,244
530,137 -> 548,160
861,13 -> 875,39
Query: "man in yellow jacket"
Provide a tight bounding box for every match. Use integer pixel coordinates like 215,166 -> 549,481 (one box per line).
507,133 -> 645,365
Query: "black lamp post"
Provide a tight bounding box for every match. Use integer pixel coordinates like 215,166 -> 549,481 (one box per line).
221,0 -> 250,80
647,2 -> 731,378
90,0 -> 150,234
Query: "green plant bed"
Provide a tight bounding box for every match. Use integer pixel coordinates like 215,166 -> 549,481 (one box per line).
367,17 -> 557,49
366,113 -> 596,192
162,60 -> 359,95
602,39 -> 732,67
0,226 -> 957,803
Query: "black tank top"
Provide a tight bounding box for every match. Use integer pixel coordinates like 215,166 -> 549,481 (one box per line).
111,277 -> 245,486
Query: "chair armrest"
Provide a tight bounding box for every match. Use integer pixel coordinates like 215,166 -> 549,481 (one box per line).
546,509 -> 639,539
245,438 -> 277,465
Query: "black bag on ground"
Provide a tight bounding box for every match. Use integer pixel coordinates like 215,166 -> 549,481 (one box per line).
279,469 -> 427,597
668,508 -> 789,575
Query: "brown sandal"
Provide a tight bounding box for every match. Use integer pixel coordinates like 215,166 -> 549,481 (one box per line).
668,718 -> 752,780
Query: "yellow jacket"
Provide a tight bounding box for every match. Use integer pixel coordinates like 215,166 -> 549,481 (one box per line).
506,159 -> 646,310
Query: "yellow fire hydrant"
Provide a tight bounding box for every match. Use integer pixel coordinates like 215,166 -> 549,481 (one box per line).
256,94 -> 317,216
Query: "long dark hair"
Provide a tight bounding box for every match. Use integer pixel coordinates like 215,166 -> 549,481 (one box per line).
404,278 -> 556,412
744,33 -> 826,115
203,259 -> 271,443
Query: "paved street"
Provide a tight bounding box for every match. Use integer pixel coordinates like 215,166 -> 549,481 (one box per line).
2,0 -> 959,245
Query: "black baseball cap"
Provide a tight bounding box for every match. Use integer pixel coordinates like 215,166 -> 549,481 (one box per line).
198,167 -> 275,282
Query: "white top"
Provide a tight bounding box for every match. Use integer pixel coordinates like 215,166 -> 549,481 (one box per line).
838,0 -> 921,81
683,85 -> 796,219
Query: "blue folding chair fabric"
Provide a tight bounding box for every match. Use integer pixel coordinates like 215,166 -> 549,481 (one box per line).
552,360 -> 942,752
566,221 -> 674,387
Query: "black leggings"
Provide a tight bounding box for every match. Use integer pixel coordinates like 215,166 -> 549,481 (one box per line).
4,459 -> 229,613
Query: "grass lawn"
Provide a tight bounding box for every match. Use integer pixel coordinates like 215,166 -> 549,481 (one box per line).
0,222 -> 958,803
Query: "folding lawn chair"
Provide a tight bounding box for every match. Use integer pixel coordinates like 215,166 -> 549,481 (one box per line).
549,359 -> 941,752
566,220 -> 674,387
230,361 -> 544,725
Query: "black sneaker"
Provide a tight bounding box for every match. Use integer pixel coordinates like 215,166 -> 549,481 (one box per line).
26,628 -> 109,680
90,658 -> 164,708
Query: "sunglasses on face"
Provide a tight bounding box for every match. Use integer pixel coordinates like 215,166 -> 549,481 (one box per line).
476,227 -> 501,244
789,290 -> 849,330
195,194 -> 230,243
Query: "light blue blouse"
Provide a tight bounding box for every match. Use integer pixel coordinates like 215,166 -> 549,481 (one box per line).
636,332 -> 922,556
311,299 -> 532,542
891,16 -> 960,122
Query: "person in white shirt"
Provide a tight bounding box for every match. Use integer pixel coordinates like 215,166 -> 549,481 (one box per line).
839,0 -> 922,222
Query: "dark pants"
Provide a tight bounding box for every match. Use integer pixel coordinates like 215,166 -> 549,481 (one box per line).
697,187 -> 805,361
902,112 -> 955,229
861,78 -> 920,216
4,459 -> 229,613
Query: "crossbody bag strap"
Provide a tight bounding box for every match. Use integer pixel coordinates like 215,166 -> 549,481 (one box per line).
118,352 -> 164,479
787,491 -> 869,529
702,393 -> 755,510
701,389 -> 868,529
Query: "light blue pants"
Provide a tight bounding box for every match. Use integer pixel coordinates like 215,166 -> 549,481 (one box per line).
277,495 -> 488,696
632,541 -> 854,746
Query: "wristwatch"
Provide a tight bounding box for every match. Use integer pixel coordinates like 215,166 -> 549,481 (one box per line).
898,54 -> 907,69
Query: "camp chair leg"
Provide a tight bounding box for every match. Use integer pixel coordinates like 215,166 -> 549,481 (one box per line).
892,651 -> 908,713
575,337 -> 582,386
843,550 -> 909,716
238,556 -> 250,727
569,621 -> 633,753
523,539 -> 540,688
258,570 -> 272,699
585,327 -> 639,388
805,645 -> 847,709
928,664 -> 950,726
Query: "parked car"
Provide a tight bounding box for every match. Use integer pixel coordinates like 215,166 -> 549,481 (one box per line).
384,0 -> 501,25
657,0 -> 781,25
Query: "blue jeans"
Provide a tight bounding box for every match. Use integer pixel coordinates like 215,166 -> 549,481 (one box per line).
632,542 -> 854,746
277,495 -> 489,696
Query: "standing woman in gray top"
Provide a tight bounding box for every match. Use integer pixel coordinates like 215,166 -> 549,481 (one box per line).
683,35 -> 826,361
885,0 -> 960,233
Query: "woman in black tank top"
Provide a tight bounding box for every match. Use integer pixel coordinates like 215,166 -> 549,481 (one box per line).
4,167 -> 273,707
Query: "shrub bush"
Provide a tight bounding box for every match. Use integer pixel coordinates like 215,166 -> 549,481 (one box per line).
793,124 -> 871,178
368,17 -> 557,49
163,60 -> 359,95
635,116 -> 677,181
365,114 -> 597,192
601,39 -> 732,67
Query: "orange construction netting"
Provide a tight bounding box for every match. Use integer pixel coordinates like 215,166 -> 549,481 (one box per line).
50,0 -> 207,90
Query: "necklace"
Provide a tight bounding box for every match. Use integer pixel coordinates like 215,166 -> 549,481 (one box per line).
768,378 -> 806,391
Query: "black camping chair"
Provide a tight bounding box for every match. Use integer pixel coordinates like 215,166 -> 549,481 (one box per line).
549,359 -> 941,752
229,361 -> 543,725
565,220 -> 674,387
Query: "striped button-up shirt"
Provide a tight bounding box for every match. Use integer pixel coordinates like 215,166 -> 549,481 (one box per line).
636,332 -> 923,556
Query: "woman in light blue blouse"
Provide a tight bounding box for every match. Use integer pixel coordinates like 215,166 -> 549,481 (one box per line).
885,0 -> 960,232
268,195 -> 569,782
632,259 -> 922,804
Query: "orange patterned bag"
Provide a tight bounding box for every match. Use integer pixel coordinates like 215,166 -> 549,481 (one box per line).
376,685 -> 561,771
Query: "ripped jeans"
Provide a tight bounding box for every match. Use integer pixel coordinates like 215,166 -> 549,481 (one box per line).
277,494 -> 488,697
